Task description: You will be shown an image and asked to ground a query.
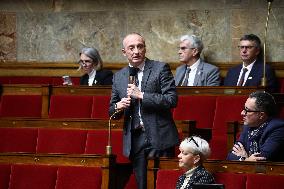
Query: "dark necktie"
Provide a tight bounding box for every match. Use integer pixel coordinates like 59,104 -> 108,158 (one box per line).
237,68 -> 248,86
181,67 -> 191,86
131,68 -> 143,130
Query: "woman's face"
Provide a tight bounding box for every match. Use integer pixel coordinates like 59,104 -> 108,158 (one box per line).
80,53 -> 95,74
178,145 -> 200,170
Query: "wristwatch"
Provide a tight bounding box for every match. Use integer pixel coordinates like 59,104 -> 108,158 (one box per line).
239,156 -> 246,161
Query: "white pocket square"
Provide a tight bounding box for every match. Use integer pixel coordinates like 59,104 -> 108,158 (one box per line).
248,77 -> 252,80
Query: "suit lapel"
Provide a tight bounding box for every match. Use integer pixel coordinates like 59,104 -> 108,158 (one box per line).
93,70 -> 100,85
141,58 -> 152,92
245,60 -> 261,86
193,61 -> 204,86
177,64 -> 187,86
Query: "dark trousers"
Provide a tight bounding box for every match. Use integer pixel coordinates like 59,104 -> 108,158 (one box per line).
130,130 -> 175,189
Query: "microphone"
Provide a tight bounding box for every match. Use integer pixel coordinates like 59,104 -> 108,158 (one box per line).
106,108 -> 123,155
129,67 -> 139,84
261,0 -> 273,87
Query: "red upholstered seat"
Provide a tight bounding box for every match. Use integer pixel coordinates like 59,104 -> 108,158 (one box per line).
156,169 -> 184,189
49,95 -> 93,118
0,164 -> 11,189
9,164 -> 58,189
0,95 -> 42,118
210,96 -> 247,159
9,77 -> 53,84
173,96 -> 216,129
0,77 -> 10,84
36,128 -> 87,154
246,174 -> 284,189
55,166 -> 102,189
84,129 -> 129,163
0,128 -> 38,153
92,96 -> 111,119
214,172 -> 246,189
277,78 -> 284,93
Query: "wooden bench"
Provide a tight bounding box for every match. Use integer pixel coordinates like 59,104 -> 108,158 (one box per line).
147,157 -> 284,189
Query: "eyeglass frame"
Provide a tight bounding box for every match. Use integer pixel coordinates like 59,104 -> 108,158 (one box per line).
243,106 -> 262,115
78,59 -> 94,65
237,45 -> 255,50
178,46 -> 196,51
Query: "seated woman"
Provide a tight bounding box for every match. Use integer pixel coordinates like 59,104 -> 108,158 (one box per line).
176,136 -> 215,189
78,47 -> 113,86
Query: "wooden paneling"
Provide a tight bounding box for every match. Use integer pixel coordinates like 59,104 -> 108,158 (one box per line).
0,61 -> 284,78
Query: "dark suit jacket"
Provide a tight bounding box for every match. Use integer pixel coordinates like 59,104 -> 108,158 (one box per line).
176,166 -> 215,189
80,69 -> 113,86
227,118 -> 284,161
175,60 -> 220,86
109,58 -> 179,157
223,59 -> 277,92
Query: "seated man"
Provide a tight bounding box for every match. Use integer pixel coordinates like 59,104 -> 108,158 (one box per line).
175,35 -> 220,86
227,91 -> 284,161
176,136 -> 215,189
224,34 -> 277,92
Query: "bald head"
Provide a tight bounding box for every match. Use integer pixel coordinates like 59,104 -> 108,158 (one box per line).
122,33 -> 146,67
123,33 -> 145,48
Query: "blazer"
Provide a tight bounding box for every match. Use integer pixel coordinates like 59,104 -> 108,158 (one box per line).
109,58 -> 179,157
175,60 -> 220,86
176,166 -> 215,189
80,69 -> 113,86
227,118 -> 284,161
223,59 -> 277,92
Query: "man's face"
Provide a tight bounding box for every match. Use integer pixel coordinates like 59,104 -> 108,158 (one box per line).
122,34 -> 146,67
178,40 -> 197,64
79,53 -> 95,74
239,40 -> 260,65
241,97 -> 263,127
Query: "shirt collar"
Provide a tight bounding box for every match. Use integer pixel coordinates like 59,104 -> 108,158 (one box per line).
88,69 -> 96,78
188,58 -> 200,70
129,60 -> 145,72
242,60 -> 256,71
184,166 -> 198,178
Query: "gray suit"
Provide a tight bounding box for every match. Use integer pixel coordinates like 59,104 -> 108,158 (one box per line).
175,60 -> 220,86
109,58 -> 179,189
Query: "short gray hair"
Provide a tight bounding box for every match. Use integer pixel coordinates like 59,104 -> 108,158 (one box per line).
180,35 -> 204,54
78,47 -> 103,71
180,136 -> 211,163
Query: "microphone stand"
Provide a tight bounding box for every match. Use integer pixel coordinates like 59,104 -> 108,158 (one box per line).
261,0 -> 273,87
106,109 -> 122,155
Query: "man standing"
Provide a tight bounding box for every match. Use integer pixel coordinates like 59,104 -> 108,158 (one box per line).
224,34 -> 277,92
227,91 -> 284,161
175,35 -> 220,86
109,33 -> 179,189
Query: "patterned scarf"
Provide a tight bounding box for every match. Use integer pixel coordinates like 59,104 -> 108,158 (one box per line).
247,121 -> 268,156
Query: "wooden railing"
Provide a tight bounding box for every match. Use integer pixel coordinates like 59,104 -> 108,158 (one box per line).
0,61 -> 284,78
147,157 -> 284,189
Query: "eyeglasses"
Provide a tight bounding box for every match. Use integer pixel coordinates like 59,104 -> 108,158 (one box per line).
243,106 -> 262,115
78,60 -> 93,65
178,47 -> 195,51
238,45 -> 255,50
187,137 -> 199,147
